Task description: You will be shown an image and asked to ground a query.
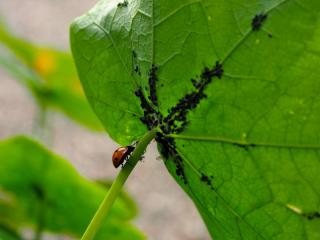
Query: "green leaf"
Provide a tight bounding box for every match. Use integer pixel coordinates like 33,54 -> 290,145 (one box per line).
0,197 -> 21,240
0,225 -> 21,240
0,136 -> 144,239
0,23 -> 103,131
70,0 -> 320,239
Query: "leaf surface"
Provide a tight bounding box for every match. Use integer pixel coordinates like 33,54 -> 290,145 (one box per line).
70,0 -> 320,239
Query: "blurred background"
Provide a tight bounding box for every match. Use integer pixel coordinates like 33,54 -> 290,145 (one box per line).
0,1 -> 210,239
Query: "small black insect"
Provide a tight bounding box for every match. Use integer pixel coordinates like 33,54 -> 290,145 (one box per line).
117,0 -> 128,8
252,13 -> 268,31
134,65 -> 141,75
135,88 -> 154,113
191,78 -> 201,88
132,50 -> 141,75
135,85 -> 161,130
174,155 -> 188,184
202,61 -> 224,80
233,143 -> 256,151
148,64 -> 159,106
303,211 -> 320,220
200,173 -> 214,189
132,50 -> 137,58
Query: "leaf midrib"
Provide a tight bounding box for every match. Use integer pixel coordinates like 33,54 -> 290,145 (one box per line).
85,0 -> 292,128
168,134 -> 320,150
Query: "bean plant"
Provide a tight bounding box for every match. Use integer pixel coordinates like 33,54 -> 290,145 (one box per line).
1,0 -> 320,239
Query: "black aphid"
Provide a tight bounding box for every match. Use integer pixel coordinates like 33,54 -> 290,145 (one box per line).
252,13 -> 268,31
148,64 -> 159,106
134,66 -> 141,75
117,0 -> 128,8
303,211 -> 320,220
200,173 -> 214,189
132,50 -> 141,75
156,133 -> 188,184
134,88 -> 154,114
162,61 -> 223,135
191,78 -> 201,88
201,61 -> 224,81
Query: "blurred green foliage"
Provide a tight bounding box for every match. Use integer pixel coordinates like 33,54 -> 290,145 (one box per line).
0,12 -> 144,240
0,136 -> 144,239
0,22 -> 103,131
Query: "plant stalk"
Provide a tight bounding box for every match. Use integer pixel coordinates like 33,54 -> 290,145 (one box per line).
81,129 -> 157,240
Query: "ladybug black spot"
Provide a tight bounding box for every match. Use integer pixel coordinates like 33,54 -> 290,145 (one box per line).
201,61 -> 224,80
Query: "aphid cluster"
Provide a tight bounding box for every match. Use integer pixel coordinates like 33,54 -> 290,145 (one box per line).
162,61 -> 223,135
148,64 -> 159,106
117,0 -> 128,8
156,134 -> 188,184
132,63 -> 190,181
135,87 -> 162,130
132,51 -> 141,76
114,10 -> 274,184
251,13 -> 268,31
302,211 -> 320,220
200,173 -> 214,190
132,61 -> 223,184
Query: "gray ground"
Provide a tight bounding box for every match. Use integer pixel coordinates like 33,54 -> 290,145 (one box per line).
0,1 -> 210,239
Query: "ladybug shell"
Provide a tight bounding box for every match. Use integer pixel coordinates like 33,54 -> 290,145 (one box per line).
112,146 -> 134,168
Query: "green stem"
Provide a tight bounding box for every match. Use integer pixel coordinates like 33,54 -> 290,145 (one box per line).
32,104 -> 54,147
81,129 -> 157,240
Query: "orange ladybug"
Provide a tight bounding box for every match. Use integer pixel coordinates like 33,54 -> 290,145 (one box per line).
112,145 -> 135,168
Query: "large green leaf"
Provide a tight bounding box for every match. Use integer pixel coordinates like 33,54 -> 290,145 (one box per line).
0,136 -> 144,239
0,23 -> 103,131
70,0 -> 320,239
